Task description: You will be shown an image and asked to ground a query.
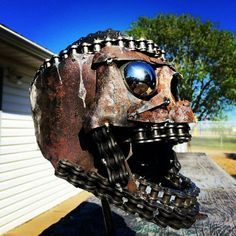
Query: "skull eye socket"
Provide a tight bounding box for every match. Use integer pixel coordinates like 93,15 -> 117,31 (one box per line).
121,61 -> 157,98
171,72 -> 182,101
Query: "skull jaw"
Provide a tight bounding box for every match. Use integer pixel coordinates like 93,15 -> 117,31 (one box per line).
87,120 -> 191,188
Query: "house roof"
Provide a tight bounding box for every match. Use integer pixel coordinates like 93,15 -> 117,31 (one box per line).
0,24 -> 54,69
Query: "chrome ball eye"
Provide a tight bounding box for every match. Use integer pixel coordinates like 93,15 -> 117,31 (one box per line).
121,61 -> 157,98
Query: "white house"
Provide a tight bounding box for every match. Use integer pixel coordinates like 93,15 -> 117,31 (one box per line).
0,24 -> 81,234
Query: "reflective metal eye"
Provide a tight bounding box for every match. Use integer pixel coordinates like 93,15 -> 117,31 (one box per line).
121,61 -> 157,98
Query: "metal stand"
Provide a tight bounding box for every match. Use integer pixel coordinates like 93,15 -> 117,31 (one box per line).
101,197 -> 115,236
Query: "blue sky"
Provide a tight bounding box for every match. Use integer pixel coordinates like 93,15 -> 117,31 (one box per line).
1,0 -> 235,121
1,0 -> 236,53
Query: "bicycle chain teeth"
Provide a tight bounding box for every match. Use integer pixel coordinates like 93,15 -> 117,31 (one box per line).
91,126 -> 129,185
90,122 -> 191,185
130,122 -> 191,144
55,122 -> 200,230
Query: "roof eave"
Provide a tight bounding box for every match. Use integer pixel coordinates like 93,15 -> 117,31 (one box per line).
0,24 -> 54,60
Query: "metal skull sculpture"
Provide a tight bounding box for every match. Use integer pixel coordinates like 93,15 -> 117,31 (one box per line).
30,29 -> 200,229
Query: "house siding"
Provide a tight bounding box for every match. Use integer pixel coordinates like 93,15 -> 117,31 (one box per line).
0,66 -> 81,234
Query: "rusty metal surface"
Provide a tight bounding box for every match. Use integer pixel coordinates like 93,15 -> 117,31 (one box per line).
31,55 -> 94,170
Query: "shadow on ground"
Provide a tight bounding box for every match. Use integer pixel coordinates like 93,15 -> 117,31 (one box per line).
39,201 -> 136,236
225,153 -> 236,160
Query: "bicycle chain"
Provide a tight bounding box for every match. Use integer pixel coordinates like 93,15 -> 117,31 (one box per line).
55,122 -> 200,230
90,126 -> 129,185
129,122 -> 191,145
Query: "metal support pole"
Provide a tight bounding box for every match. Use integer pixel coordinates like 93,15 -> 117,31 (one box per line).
101,197 -> 115,236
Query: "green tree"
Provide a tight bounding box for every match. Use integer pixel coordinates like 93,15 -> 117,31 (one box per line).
127,14 -> 236,120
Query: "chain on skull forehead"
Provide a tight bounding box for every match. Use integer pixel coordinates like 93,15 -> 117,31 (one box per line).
66,29 -> 165,57
35,30 -> 166,78
66,36 -> 166,57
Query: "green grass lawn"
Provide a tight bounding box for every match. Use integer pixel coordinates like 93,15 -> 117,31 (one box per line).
190,136 -> 236,151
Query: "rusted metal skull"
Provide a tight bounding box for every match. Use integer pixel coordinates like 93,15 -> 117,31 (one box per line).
30,29 -> 200,229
